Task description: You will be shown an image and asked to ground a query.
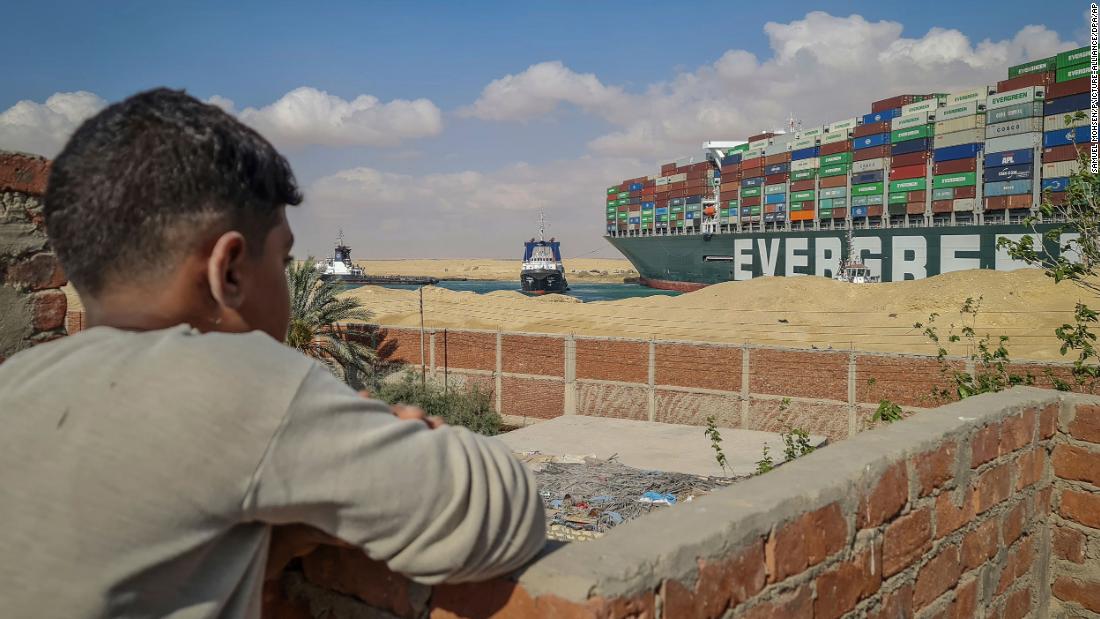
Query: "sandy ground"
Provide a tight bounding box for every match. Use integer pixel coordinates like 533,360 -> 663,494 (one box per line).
344,269 -> 1095,361
353,259 -> 637,283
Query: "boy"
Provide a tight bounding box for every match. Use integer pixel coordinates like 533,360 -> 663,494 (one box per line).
0,89 -> 544,618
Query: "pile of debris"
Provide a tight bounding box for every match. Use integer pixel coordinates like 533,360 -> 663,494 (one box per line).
518,453 -> 740,542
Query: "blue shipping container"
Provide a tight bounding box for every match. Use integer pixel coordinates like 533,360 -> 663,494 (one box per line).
853,133 -> 889,149
851,206 -> 869,218
1044,125 -> 1093,148
686,195 -> 703,204
852,170 -> 885,184
933,143 -> 983,162
656,207 -> 669,214
719,154 -> 743,166
983,149 -> 1034,168
765,193 -> 787,204
764,213 -> 776,222
742,177 -> 765,188
765,162 -> 790,175
629,183 -> 642,191
861,108 -> 901,125
670,198 -> 685,206
1042,177 -> 1069,192
983,164 -> 1033,182
984,180 -> 1033,197
892,138 -> 931,156
791,147 -> 820,161
686,212 -> 695,220
741,207 -> 752,216
1045,93 -> 1091,116
628,217 -> 641,224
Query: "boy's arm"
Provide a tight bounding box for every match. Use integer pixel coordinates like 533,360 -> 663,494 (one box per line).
244,365 -> 546,584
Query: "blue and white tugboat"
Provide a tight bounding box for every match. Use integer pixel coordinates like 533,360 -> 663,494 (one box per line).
521,213 -> 569,294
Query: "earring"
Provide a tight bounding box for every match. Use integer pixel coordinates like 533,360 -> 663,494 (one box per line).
211,315 -> 223,326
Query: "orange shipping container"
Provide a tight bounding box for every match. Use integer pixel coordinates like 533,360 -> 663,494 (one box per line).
790,179 -> 815,192
932,200 -> 953,213
819,175 -> 847,188
791,209 -> 815,221
906,203 -> 925,215
764,153 -> 791,165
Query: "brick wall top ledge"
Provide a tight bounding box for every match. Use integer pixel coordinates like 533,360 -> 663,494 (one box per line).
0,151 -> 50,196
512,387 -> 1074,603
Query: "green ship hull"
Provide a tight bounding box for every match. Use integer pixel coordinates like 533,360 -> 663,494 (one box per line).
605,224 -> 1067,290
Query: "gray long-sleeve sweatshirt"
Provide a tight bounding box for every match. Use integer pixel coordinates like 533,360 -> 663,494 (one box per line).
0,325 -> 545,618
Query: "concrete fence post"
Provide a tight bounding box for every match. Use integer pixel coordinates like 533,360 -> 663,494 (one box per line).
647,338 -> 656,422
564,334 -> 577,416
495,331 -> 503,415
428,329 -> 436,378
848,347 -> 858,437
741,344 -> 751,428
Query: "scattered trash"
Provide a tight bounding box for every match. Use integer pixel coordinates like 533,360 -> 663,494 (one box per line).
638,491 -> 677,505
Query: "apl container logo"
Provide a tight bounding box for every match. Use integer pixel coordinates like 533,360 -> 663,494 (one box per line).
998,154 -> 1017,165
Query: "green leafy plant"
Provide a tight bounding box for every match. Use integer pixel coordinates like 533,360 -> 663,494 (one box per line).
286,259 -> 376,387
782,427 -> 814,461
872,399 -> 903,423
377,372 -> 501,435
755,444 -> 774,474
704,415 -> 728,473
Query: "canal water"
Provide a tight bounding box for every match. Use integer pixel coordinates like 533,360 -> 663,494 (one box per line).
357,280 -> 681,302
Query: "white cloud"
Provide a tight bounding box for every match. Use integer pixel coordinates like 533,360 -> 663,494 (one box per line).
205,95 -> 236,113
238,87 -> 442,149
0,91 -> 106,157
466,12 -> 1076,159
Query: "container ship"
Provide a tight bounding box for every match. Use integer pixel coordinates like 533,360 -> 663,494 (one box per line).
604,46 -> 1094,290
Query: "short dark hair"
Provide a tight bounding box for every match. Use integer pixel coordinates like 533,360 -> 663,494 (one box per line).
45,88 -> 302,295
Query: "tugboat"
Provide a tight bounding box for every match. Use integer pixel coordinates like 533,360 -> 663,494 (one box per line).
314,230 -> 440,286
833,227 -> 881,284
521,213 -> 569,294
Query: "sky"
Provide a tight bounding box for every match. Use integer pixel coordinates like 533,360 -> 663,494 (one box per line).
0,1 -> 1088,260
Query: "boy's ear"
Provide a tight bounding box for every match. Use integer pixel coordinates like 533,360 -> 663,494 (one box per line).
207,231 -> 248,309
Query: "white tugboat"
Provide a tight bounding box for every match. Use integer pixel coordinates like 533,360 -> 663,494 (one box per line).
521,213 -> 569,294
314,229 -> 367,282
834,227 -> 880,284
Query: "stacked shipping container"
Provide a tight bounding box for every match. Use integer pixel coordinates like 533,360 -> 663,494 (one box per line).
605,46 -> 1095,235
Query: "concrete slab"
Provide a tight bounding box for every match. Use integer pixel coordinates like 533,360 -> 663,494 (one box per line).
500,415 -> 828,477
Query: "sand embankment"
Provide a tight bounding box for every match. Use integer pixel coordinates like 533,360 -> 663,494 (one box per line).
344,269 -> 1094,361
353,259 -> 637,283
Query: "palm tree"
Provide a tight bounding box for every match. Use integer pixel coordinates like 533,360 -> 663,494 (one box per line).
286,259 -> 376,386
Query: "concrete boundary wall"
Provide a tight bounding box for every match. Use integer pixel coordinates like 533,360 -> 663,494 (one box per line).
265,388 -> 1100,618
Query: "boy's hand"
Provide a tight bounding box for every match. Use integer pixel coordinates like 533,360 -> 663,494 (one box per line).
358,391 -> 445,429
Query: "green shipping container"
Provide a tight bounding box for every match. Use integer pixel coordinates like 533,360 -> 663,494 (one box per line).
742,187 -> 762,197
1057,46 -> 1090,68
607,186 -> 619,194
818,209 -> 832,219
819,163 -> 851,177
933,172 -> 977,189
671,205 -> 684,213
888,192 -> 908,205
791,169 -> 817,181
852,182 -> 883,196
750,206 -> 762,215
1058,64 -> 1092,83
821,152 -> 853,165
932,188 -> 955,200
790,203 -> 803,211
618,192 -> 630,199
791,190 -> 815,201
1008,57 -> 1056,78
720,209 -> 730,216
890,125 -> 934,143
889,178 -> 926,192
618,212 -> 628,219
764,183 -> 787,195
657,215 -> 668,222
819,198 -> 833,209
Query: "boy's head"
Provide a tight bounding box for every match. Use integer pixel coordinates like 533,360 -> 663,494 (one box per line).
45,88 -> 302,340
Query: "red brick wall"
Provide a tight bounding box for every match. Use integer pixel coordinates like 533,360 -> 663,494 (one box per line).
501,334 -> 562,376
437,329 -> 495,371
654,389 -> 739,427
575,339 -> 646,383
655,343 -> 740,391
750,349 -> 848,401
1050,401 -> 1100,615
374,327 -> 424,365
500,376 -> 562,420
856,355 -> 964,408
577,383 -> 649,421
747,397 -> 851,442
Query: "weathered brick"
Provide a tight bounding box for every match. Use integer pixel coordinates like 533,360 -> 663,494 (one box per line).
856,355 -> 962,408
1069,404 -> 1100,443
739,585 -> 812,619
996,537 -> 1034,595
1001,586 -> 1032,619
1015,448 -> 1044,490
3,252 -> 66,291
952,577 -> 978,619
1001,501 -> 1027,546
1053,576 -> 1100,613
935,488 -> 975,539
501,376 -> 563,419
1060,489 -> 1100,528
914,544 -> 961,609
430,579 -> 536,619
656,342 -> 740,391
960,517 -> 997,570
435,330 -> 495,370
999,409 -> 1035,454
1053,526 -> 1086,564
1053,444 -> 1100,487
1034,486 -> 1053,517
765,502 -> 847,582
868,583 -> 913,619
814,542 -> 882,619
913,441 -> 957,497
1039,402 -> 1058,439
749,348 -> 847,401
883,508 -> 931,577
31,289 -> 66,332
971,463 -> 1012,515
302,546 -> 420,618
578,383 -> 649,421
971,424 -> 1000,468
577,339 -> 646,383
661,539 -> 766,618
0,152 -> 50,195
858,462 -> 908,529
501,335 -> 562,376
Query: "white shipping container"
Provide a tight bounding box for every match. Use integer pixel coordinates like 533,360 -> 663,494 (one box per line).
790,158 -> 820,171
655,177 -> 670,186
984,118 -> 1045,139
1044,113 -> 1091,132
827,118 -> 859,134
745,149 -> 766,160
953,198 -> 977,212
938,100 -> 984,122
668,172 -> 688,183
985,133 -> 1042,152
797,126 -> 825,139
792,137 -> 817,150
748,138 -> 772,150
771,132 -> 796,146
1043,161 -> 1081,177
852,158 -> 885,173
935,115 -> 987,134
947,86 -> 995,106
933,128 -> 985,148
763,142 -> 791,156
901,99 -> 940,116
986,86 -> 1045,111
892,111 -> 932,130
822,131 -> 849,145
